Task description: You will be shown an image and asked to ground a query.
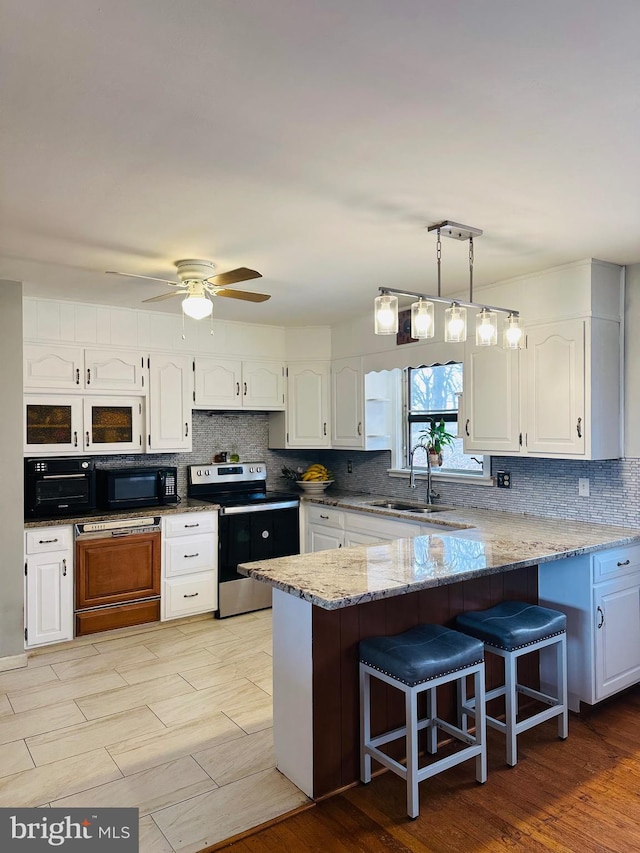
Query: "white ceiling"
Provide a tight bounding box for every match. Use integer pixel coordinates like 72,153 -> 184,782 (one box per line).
1,0 -> 640,326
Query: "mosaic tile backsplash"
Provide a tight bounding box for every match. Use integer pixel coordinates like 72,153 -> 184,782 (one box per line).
92,411 -> 640,529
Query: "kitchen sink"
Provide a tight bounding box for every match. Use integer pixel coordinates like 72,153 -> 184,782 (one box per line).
364,500 -> 454,514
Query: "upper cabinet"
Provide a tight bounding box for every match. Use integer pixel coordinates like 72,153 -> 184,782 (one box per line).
462,342 -> 520,454
462,260 -> 622,461
147,353 -> 193,453
193,357 -> 285,410
269,362 -> 331,449
24,344 -> 147,393
463,316 -> 621,460
331,357 -> 392,450
24,395 -> 144,455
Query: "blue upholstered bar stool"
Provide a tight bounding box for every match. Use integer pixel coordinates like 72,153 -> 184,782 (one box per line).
359,624 -> 487,819
456,601 -> 568,767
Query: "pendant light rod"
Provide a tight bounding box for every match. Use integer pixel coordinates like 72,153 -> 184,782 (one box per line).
377,286 -> 520,317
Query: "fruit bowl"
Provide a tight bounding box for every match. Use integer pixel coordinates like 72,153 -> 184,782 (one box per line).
296,480 -> 334,494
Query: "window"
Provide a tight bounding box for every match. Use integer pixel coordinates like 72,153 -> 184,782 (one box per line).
405,363 -> 485,475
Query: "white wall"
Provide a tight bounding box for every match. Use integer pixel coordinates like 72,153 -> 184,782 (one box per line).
0,281 -> 25,661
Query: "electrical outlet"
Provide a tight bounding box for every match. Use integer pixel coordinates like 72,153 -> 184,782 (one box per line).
496,471 -> 511,489
347,460 -> 353,473
578,478 -> 590,497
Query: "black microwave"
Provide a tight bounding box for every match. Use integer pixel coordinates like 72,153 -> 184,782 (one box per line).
25,457 -> 97,518
96,466 -> 178,510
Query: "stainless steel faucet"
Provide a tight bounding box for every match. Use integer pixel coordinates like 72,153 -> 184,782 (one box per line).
409,444 -> 439,505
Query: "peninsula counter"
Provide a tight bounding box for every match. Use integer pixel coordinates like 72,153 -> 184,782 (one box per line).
239,504 -> 640,799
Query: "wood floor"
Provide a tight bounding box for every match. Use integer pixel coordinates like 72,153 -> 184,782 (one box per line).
226,683 -> 640,853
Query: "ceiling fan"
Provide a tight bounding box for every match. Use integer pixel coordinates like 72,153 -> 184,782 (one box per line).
106,259 -> 270,319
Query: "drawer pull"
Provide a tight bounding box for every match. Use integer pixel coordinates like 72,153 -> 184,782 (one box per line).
617,559 -> 631,567
183,592 -> 199,598
320,514 -> 329,520
39,538 -> 59,544
597,605 -> 604,629
183,523 -> 200,528
184,553 -> 200,559
62,558 -> 67,577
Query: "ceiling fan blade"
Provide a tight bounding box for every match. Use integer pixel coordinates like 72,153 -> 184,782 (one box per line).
142,291 -> 184,303
206,267 -> 262,287
106,270 -> 182,286
214,288 -> 271,303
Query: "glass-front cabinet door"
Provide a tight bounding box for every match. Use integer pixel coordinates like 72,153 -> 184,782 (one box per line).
84,397 -> 144,453
24,396 -> 83,454
24,395 -> 145,454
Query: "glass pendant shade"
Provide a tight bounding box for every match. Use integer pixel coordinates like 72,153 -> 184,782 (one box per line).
444,303 -> 467,342
374,293 -> 399,335
182,294 -> 213,319
475,308 -> 498,346
503,313 -> 523,349
410,299 -> 434,339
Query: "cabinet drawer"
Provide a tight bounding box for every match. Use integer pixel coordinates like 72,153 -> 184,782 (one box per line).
25,526 -> 73,554
164,572 -> 217,619
343,510 -> 422,538
306,504 -> 344,528
165,534 -> 216,577
593,544 -> 640,582
163,512 -> 216,538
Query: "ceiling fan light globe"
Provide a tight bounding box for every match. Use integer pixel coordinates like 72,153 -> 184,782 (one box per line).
182,294 -> 213,319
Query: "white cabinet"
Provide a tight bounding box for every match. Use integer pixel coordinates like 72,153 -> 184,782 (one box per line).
83,349 -> 146,393
539,543 -> 640,711
194,357 -> 285,410
162,511 -> 218,620
24,525 -> 73,647
24,395 -> 144,455
24,344 -> 146,393
305,503 -> 433,552
462,342 -> 520,454
148,353 -> 193,453
269,362 -> 331,449
463,317 -> 621,460
331,358 -> 392,451
24,344 -> 84,390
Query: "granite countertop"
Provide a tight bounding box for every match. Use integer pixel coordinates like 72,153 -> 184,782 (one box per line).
24,498 -> 217,528
239,491 -> 640,610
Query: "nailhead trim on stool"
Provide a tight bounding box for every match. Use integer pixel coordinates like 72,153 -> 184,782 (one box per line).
455,601 -> 568,766
359,624 -> 487,819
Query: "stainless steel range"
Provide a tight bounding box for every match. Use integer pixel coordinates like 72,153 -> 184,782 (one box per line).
187,462 -> 300,618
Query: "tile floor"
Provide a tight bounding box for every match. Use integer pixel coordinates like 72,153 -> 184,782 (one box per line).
0,610 -> 310,853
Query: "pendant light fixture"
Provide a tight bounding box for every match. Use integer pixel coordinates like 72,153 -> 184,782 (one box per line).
373,220 -> 523,347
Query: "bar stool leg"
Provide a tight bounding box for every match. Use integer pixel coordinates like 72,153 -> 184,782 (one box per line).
425,686 -> 438,754
360,664 -> 372,783
504,651 -> 518,766
406,686 -> 419,819
474,664 -> 488,783
457,674 -> 468,732
558,634 -> 569,740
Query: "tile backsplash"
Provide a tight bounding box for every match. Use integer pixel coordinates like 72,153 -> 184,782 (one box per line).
92,411 -> 640,528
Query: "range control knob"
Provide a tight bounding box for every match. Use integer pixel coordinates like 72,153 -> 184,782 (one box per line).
249,466 -> 254,473
81,461 -> 89,469
256,466 -> 262,472
204,469 -> 210,476
197,470 -> 202,476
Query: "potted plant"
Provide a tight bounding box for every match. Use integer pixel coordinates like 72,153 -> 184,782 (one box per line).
417,418 -> 456,467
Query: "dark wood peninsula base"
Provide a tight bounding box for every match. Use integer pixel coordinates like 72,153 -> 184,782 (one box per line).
273,565 -> 538,800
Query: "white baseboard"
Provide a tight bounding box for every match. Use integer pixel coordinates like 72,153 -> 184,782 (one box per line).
0,652 -> 28,673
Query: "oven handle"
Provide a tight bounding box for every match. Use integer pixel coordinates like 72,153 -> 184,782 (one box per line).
220,500 -> 299,515
41,473 -> 88,479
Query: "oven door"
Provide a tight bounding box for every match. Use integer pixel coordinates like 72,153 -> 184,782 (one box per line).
217,506 -> 300,617
26,473 -> 96,516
